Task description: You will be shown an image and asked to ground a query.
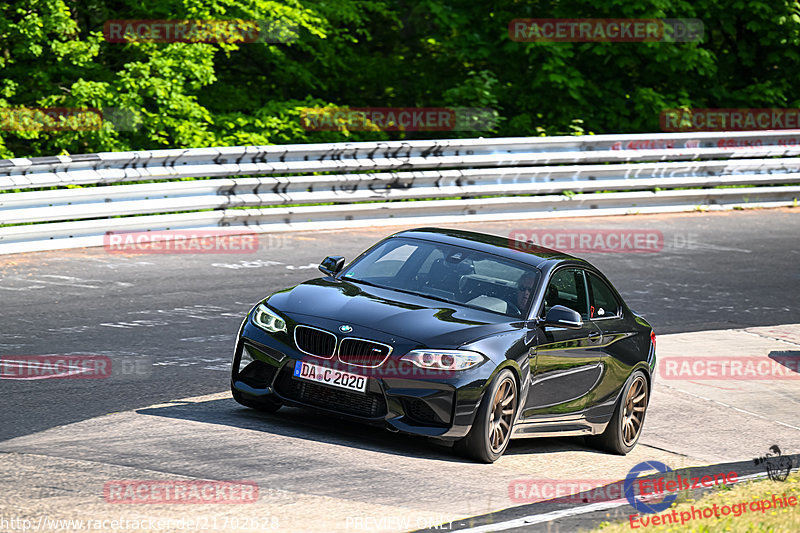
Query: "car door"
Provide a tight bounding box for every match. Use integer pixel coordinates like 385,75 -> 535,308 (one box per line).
581,270 -> 641,414
520,267 -> 604,420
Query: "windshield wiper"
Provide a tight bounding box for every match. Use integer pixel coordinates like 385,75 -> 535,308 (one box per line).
347,277 -> 454,304
346,277 -> 517,318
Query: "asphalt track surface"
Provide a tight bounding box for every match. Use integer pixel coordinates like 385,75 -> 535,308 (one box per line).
1,208 -> 799,532
2,208 -> 799,441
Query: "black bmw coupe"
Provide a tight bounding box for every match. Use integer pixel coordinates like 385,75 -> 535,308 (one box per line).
231,228 -> 656,462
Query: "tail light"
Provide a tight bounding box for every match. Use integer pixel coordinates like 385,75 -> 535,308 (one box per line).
650,330 -> 656,352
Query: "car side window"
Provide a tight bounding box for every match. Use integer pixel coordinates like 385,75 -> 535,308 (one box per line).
543,268 -> 590,319
587,272 -> 621,318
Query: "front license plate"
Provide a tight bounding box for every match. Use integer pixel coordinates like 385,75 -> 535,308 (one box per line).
293,361 -> 367,393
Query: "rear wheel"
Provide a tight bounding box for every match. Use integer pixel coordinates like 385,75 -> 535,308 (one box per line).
455,369 -> 518,463
232,388 -> 282,413
587,370 -> 648,454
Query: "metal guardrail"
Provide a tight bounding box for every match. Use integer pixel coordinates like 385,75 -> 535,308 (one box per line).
1,130 -> 799,254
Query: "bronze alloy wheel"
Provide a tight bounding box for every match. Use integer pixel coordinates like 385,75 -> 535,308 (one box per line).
488,375 -> 518,453
621,374 -> 647,446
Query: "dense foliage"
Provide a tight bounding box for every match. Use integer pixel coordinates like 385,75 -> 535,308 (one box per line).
1,0 -> 799,158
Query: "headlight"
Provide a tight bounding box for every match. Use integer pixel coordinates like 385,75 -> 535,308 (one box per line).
252,303 -> 287,334
400,349 -> 485,371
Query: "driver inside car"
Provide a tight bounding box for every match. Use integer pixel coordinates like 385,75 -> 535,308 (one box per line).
515,272 -> 537,315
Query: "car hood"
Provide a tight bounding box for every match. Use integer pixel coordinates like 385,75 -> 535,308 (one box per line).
266,278 -> 518,347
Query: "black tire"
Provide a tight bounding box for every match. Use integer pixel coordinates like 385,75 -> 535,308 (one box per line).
586,370 -> 649,455
455,368 -> 518,463
232,388 -> 282,413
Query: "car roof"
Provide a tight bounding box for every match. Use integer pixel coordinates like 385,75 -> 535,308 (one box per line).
390,227 -> 582,268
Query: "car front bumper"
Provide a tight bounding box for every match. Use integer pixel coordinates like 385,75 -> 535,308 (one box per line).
231,322 -> 490,439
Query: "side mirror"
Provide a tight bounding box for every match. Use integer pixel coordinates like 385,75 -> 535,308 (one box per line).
542,305 -> 583,329
319,256 -> 345,277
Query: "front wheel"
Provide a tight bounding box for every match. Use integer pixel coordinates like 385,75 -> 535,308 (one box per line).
455,369 -> 518,463
587,370 -> 649,455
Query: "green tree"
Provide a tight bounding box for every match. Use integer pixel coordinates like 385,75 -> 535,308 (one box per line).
1,0 -> 799,158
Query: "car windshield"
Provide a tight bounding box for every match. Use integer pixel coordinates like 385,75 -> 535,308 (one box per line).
341,237 -> 540,318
